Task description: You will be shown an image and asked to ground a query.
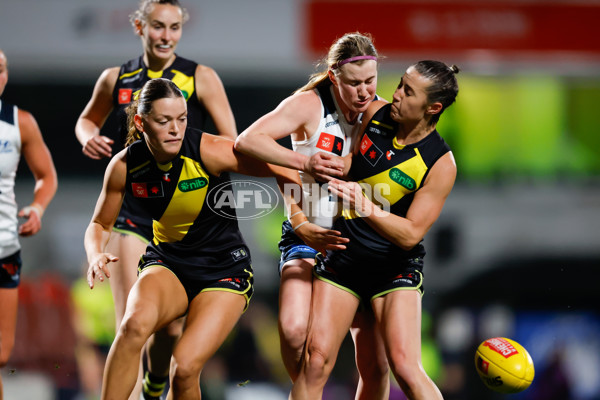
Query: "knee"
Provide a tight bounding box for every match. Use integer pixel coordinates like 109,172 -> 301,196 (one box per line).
164,318 -> 184,339
118,313 -> 153,347
304,340 -> 334,378
279,316 -> 308,350
388,353 -> 424,389
154,318 -> 184,343
0,337 -> 15,367
171,356 -> 203,388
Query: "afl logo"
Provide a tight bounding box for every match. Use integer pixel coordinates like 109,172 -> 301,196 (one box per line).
207,179 -> 280,220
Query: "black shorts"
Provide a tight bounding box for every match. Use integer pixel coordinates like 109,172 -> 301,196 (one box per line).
113,193 -> 154,243
314,252 -> 424,302
138,245 -> 254,310
0,250 -> 22,288
277,220 -> 318,274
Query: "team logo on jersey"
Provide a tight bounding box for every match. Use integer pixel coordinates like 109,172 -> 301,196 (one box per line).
0,140 -> 14,154
389,168 -> 416,190
230,248 -> 248,261
118,88 -> 133,104
131,181 -> 164,198
316,132 -> 344,156
359,134 -> 383,166
178,177 -> 208,192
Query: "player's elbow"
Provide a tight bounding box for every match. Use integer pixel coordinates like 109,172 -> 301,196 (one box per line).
397,230 -> 424,251
233,131 -> 251,154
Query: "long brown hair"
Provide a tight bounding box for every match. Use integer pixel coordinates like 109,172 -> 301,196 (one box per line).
295,32 -> 379,94
125,78 -> 185,146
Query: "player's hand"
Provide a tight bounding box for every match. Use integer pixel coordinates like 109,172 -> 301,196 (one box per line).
87,253 -> 119,289
295,222 -> 349,255
82,135 -> 114,160
328,178 -> 381,218
17,204 -> 43,236
304,152 -> 344,182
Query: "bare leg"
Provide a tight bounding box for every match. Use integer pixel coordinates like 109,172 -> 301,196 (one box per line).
105,233 -> 146,399
372,291 -> 443,400
290,279 -> 360,400
351,309 -> 390,400
102,267 -> 187,400
278,258 -> 314,381
146,317 -> 184,376
168,291 -> 246,400
0,287 -> 18,400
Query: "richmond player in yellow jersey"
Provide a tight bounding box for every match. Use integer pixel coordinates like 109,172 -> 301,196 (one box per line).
291,60 -> 460,400
75,1 -> 236,398
84,78 -> 310,399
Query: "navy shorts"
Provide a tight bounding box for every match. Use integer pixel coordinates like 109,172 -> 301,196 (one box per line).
277,220 -> 318,274
314,252 -> 424,302
0,251 -> 22,288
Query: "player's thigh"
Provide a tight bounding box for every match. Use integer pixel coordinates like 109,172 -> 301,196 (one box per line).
106,233 -> 148,314
371,290 -> 423,360
126,267 -> 188,332
174,291 -> 246,365
279,258 -> 314,321
308,278 -> 360,355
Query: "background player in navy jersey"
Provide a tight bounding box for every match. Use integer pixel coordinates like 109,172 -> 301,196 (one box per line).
74,1 -> 237,398
0,49 -> 58,400
290,61 -> 460,400
84,77 -> 316,400
235,33 -> 390,399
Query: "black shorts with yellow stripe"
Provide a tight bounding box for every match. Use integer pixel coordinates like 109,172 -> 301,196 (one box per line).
314,251 -> 424,303
138,244 -> 254,310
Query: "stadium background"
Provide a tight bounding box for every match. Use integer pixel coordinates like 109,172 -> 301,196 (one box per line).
1,0 -> 599,399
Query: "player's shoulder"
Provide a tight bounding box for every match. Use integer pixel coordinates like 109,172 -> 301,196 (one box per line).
96,67 -> 120,91
284,89 -> 321,110
363,99 -> 389,123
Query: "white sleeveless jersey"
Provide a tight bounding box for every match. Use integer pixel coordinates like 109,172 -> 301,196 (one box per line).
0,100 -> 22,258
292,83 -> 363,228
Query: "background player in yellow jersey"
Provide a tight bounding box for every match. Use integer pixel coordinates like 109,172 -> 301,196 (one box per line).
75,1 -> 236,398
290,60 -> 460,400
0,49 -> 58,400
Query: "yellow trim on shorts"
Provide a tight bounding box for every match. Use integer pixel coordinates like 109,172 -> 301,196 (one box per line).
112,227 -> 149,244
370,270 -> 424,301
201,268 -> 254,312
137,262 -> 179,281
202,286 -> 253,312
313,271 -> 361,300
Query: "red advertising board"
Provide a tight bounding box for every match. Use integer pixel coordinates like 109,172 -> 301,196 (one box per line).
306,1 -> 600,55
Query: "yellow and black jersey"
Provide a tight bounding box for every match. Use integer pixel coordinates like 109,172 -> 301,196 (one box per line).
114,55 -> 207,236
335,103 -> 451,259
113,55 -> 206,146
126,128 -> 249,279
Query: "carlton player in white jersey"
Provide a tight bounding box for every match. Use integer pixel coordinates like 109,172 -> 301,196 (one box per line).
293,81 -> 365,228
0,49 -> 57,400
236,33 -> 391,400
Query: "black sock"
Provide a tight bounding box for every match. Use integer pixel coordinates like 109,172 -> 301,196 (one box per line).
142,371 -> 168,399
